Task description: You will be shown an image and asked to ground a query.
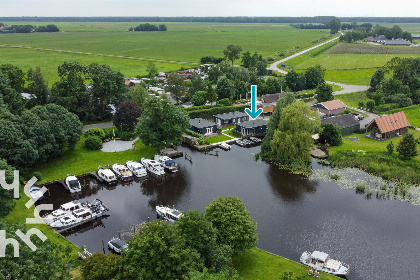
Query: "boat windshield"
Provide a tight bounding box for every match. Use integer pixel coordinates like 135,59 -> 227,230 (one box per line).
69,180 -> 80,189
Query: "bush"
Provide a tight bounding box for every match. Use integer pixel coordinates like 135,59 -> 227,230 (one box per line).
358,101 -> 365,108
85,136 -> 103,150
84,128 -> 106,140
32,172 -> 42,181
119,131 -> 136,141
231,129 -> 242,138
218,98 -> 233,106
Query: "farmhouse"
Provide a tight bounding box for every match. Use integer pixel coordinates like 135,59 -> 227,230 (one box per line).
256,93 -> 280,115
189,118 -> 218,136
321,114 -> 360,136
213,111 -> 249,127
365,112 -> 410,140
311,99 -> 346,116
236,119 -> 268,136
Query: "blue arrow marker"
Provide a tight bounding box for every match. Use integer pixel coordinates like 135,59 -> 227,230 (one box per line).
245,85 -> 262,120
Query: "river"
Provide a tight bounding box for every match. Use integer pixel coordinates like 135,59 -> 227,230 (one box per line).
39,145 -> 420,280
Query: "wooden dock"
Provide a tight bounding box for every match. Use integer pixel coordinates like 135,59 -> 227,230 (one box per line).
56,179 -> 69,191
161,148 -> 183,158
88,171 -> 104,183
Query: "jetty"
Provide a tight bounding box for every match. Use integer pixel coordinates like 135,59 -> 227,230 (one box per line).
88,171 -> 104,183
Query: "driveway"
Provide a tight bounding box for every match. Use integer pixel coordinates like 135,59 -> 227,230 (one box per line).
83,122 -> 114,132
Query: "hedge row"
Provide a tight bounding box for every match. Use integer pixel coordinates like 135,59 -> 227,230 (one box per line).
185,105 -> 249,119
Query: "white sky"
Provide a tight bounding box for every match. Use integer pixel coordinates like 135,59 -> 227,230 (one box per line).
0,0 -> 418,17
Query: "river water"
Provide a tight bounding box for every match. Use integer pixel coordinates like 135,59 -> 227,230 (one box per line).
39,145 -> 420,280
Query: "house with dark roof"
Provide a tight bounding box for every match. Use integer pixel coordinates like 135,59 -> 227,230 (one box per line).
365,112 -> 410,139
255,93 -> 280,115
311,99 -> 347,116
321,114 -> 360,136
189,118 -> 218,136
236,119 -> 268,136
413,34 -> 420,40
373,35 -> 388,43
213,111 -> 249,127
383,38 -> 412,46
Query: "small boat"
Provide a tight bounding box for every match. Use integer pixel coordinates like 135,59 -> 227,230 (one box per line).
49,199 -> 109,231
126,161 -> 147,177
43,200 -> 83,224
29,184 -> 44,200
243,139 -> 253,146
300,251 -> 350,277
108,238 -> 129,254
141,158 -> 165,176
219,142 -> 231,150
66,175 -> 82,193
156,205 -> 183,223
236,140 -> 246,147
97,167 -> 117,183
112,164 -> 134,182
154,155 -> 178,173
249,137 -> 262,144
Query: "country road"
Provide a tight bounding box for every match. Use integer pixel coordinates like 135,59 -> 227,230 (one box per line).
268,33 -> 369,95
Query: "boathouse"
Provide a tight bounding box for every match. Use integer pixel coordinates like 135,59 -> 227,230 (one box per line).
236,119 -> 268,136
213,111 -> 249,127
189,118 -> 218,135
365,112 -> 410,140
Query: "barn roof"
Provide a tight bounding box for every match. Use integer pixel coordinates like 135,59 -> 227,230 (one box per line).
367,112 -> 410,133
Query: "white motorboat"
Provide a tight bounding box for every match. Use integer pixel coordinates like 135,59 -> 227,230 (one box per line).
97,167 -> 117,183
49,199 -> 109,231
156,205 -> 183,223
66,175 -> 82,193
108,238 -> 129,254
249,137 -> 262,144
126,161 -> 147,177
141,158 -> 165,176
42,200 -> 83,224
29,184 -> 44,200
219,142 -> 231,150
300,251 -> 350,277
112,164 -> 134,182
236,139 -> 246,147
154,155 -> 178,173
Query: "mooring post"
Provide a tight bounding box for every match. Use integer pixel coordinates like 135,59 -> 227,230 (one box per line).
148,217 -> 150,222
102,240 -> 105,253
118,231 -> 121,239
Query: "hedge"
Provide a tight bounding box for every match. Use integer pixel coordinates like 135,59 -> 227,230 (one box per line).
185,105 -> 249,119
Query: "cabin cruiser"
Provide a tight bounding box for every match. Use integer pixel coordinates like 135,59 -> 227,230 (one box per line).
156,205 -> 183,223
300,251 -> 350,277
126,161 -> 147,177
112,164 -> 134,182
154,155 -> 178,173
29,184 -> 44,200
49,199 -> 109,231
141,158 -> 165,176
42,200 -> 83,224
219,142 -> 231,150
249,137 -> 262,144
66,175 -> 82,193
108,238 -> 129,254
97,167 -> 117,183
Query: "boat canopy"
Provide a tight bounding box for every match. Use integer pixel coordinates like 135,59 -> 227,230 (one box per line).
311,251 -> 329,262
325,259 -> 341,270
165,159 -> 175,166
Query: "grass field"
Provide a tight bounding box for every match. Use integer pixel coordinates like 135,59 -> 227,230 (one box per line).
334,91 -> 368,108
326,43 -> 420,55
0,22 -> 331,82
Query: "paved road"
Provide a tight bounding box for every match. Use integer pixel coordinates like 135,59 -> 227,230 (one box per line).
83,122 -> 114,132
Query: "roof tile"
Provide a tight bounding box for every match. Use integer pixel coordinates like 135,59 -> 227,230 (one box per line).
374,112 -> 410,133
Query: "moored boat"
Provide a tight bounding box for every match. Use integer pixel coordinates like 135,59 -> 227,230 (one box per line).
108,238 -> 128,254
219,142 -> 231,150
156,205 -> 183,223
49,199 -> 109,231
141,158 -> 165,176
126,161 -> 147,177
154,155 -> 178,173
97,167 -> 117,183
43,200 -> 83,224
300,251 -> 350,277
66,175 -> 82,193
112,164 -> 134,182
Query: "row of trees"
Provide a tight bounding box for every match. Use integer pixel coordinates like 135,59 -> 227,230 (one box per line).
81,197 -> 257,280
130,23 -> 167,31
290,17 -> 341,34
1,24 -> 59,33
340,24 -> 413,43
284,65 -> 326,92
368,57 -> 420,110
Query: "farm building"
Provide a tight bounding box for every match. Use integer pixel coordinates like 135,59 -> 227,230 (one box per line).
321,114 -> 360,136
213,111 -> 249,127
413,34 -> 420,40
311,99 -> 347,116
383,39 -> 412,46
256,93 -> 280,115
365,112 -> 410,140
236,119 -> 268,136
189,118 -> 218,136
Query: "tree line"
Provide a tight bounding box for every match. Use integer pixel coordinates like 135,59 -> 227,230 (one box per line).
0,24 -> 59,33
129,23 -> 167,31
340,24 -> 413,43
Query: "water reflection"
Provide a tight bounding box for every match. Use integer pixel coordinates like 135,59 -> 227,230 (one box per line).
267,165 -> 318,202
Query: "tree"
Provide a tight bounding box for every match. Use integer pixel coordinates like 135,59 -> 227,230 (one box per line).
261,93 -> 296,158
130,84 -> 149,108
387,141 -> 394,155
159,24 -> 167,31
319,124 -> 342,146
146,61 -> 158,78
0,64 -> 25,92
192,90 -> 208,106
315,82 -> 334,102
189,73 -> 206,95
242,51 -> 252,68
305,65 -> 325,89
216,76 -> 235,101
81,252 -> 119,280
255,60 -> 267,77
116,221 -> 202,280
397,133 -> 418,160
205,196 -> 258,255
370,68 -> 385,92
366,100 -> 375,111
0,70 -> 25,114
166,73 -> 185,105
26,67 -> 50,107
270,101 -> 320,167
113,99 -> 142,131
330,17 -> 341,34
285,70 -> 306,92
0,221 -> 72,280
0,158 -> 16,218
136,97 -> 189,148
223,44 -> 242,66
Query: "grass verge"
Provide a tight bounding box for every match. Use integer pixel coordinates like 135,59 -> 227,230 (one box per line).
334,91 -> 368,109
232,247 -> 340,280
207,134 -> 233,144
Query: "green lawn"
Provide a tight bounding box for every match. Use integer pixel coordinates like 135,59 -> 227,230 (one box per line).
233,248 -> 340,280
30,135 -> 156,184
334,91 -> 368,108
221,125 -> 235,131
206,134 -> 233,144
